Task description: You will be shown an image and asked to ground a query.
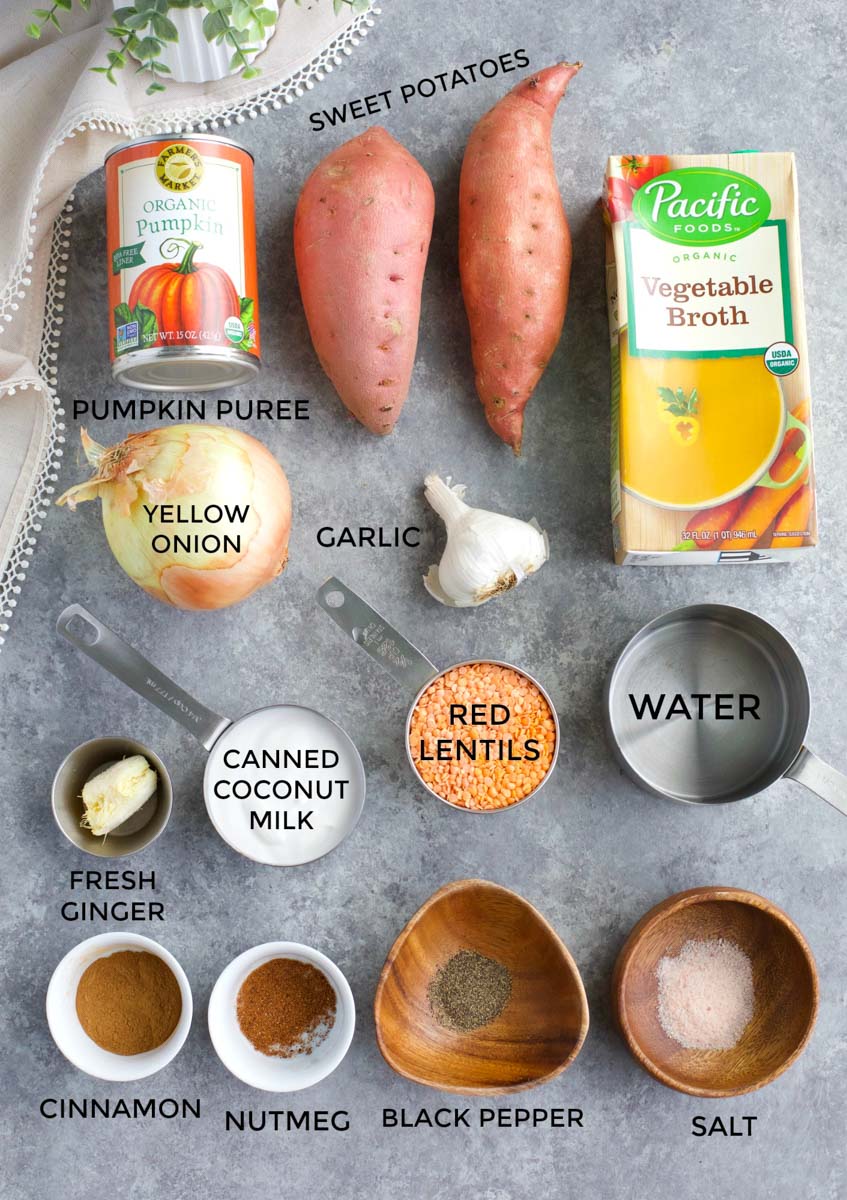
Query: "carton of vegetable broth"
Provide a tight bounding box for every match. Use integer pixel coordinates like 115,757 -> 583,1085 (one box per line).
604,152 -> 817,565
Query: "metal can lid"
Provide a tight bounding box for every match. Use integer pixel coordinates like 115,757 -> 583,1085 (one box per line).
105,133 -> 254,165
112,347 -> 261,392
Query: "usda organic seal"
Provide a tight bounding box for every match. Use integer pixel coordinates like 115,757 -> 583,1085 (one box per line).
224,315 -> 245,344
764,341 -> 800,377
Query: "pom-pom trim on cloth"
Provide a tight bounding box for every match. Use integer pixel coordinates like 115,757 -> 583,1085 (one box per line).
0,3 -> 383,654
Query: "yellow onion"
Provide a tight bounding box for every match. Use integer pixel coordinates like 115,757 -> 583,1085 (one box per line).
57,425 -> 291,611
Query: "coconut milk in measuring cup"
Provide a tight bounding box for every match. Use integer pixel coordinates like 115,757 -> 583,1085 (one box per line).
106,135 -> 260,391
56,605 -> 365,866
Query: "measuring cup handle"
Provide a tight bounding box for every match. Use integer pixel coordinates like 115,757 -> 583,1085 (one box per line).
56,604 -> 231,751
316,577 -> 440,695
787,747 -> 847,819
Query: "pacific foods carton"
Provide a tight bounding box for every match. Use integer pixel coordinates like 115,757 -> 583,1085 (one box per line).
604,153 -> 816,565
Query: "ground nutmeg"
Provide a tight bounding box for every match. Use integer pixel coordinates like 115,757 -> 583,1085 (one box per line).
237,957 -> 337,1058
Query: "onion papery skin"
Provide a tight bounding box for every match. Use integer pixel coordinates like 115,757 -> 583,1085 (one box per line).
58,425 -> 291,612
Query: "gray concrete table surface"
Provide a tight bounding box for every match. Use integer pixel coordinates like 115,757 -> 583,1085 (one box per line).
2,0 -> 846,1196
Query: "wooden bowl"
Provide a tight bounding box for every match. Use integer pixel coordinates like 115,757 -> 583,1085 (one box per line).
374,879 -> 589,1094
612,887 -> 818,1097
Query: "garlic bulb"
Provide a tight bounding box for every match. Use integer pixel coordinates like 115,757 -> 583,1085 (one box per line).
422,474 -> 549,608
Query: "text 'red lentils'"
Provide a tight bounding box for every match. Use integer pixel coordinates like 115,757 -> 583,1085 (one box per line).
237,958 -> 337,1058
408,662 -> 556,810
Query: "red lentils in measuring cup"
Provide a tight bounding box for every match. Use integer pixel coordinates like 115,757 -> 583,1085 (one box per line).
408,662 -> 557,811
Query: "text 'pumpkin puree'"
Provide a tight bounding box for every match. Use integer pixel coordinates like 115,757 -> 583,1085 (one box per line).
604,152 -> 817,564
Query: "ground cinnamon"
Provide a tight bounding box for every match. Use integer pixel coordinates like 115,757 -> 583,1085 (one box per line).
76,949 -> 182,1055
237,958 -> 336,1058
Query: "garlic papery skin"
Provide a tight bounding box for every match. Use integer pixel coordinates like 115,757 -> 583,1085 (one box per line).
422,474 -> 549,608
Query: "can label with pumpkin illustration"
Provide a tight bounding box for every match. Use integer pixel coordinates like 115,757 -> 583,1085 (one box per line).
106,135 -> 260,391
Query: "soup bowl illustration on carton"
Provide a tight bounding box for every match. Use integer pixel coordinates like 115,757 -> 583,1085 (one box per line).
619,336 -> 809,511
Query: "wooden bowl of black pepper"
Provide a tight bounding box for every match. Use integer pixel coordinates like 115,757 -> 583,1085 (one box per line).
374,879 -> 589,1094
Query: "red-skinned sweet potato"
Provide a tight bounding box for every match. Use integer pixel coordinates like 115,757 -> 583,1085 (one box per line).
459,62 -> 582,453
294,126 -> 435,435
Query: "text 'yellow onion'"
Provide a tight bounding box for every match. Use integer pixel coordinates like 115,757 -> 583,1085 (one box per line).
57,425 -> 291,611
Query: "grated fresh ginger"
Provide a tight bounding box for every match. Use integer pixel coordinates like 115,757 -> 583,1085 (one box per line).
80,755 -> 157,837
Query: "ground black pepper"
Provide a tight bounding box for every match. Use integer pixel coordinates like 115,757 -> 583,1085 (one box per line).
428,949 -> 512,1031
237,957 -> 337,1058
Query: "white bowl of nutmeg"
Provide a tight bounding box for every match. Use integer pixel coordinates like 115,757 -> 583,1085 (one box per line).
208,941 -> 355,1092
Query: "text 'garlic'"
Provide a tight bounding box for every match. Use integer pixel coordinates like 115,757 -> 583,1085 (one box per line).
423,474 -> 549,608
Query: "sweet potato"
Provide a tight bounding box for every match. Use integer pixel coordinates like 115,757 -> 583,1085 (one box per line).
294,126 -> 435,435
459,62 -> 582,453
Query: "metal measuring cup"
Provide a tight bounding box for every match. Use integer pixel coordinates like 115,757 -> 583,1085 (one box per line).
317,577 -> 560,813
51,735 -> 173,858
604,603 -> 847,815
56,604 -> 366,865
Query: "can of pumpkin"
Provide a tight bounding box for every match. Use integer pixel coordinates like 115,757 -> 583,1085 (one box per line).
105,135 -> 260,391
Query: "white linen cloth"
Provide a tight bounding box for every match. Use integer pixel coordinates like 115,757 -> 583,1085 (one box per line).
0,0 -> 380,651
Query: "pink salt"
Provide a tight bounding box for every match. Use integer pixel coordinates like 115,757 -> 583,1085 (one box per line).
656,938 -> 754,1051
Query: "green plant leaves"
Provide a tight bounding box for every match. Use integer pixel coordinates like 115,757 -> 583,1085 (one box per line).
134,35 -> 161,59
658,386 -> 699,418
35,0 -> 281,93
122,10 -> 151,28
113,301 -> 159,355
202,8 -> 229,41
238,296 -> 256,349
230,0 -> 254,29
150,12 -> 179,39
136,302 -> 159,344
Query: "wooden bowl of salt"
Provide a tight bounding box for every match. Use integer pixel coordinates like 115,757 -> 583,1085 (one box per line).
612,886 -> 818,1097
374,879 -> 589,1095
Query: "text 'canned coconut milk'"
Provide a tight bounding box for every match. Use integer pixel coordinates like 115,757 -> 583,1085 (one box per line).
106,135 -> 260,391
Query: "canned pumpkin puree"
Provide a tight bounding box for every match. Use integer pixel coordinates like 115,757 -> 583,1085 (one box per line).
106,135 -> 260,391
